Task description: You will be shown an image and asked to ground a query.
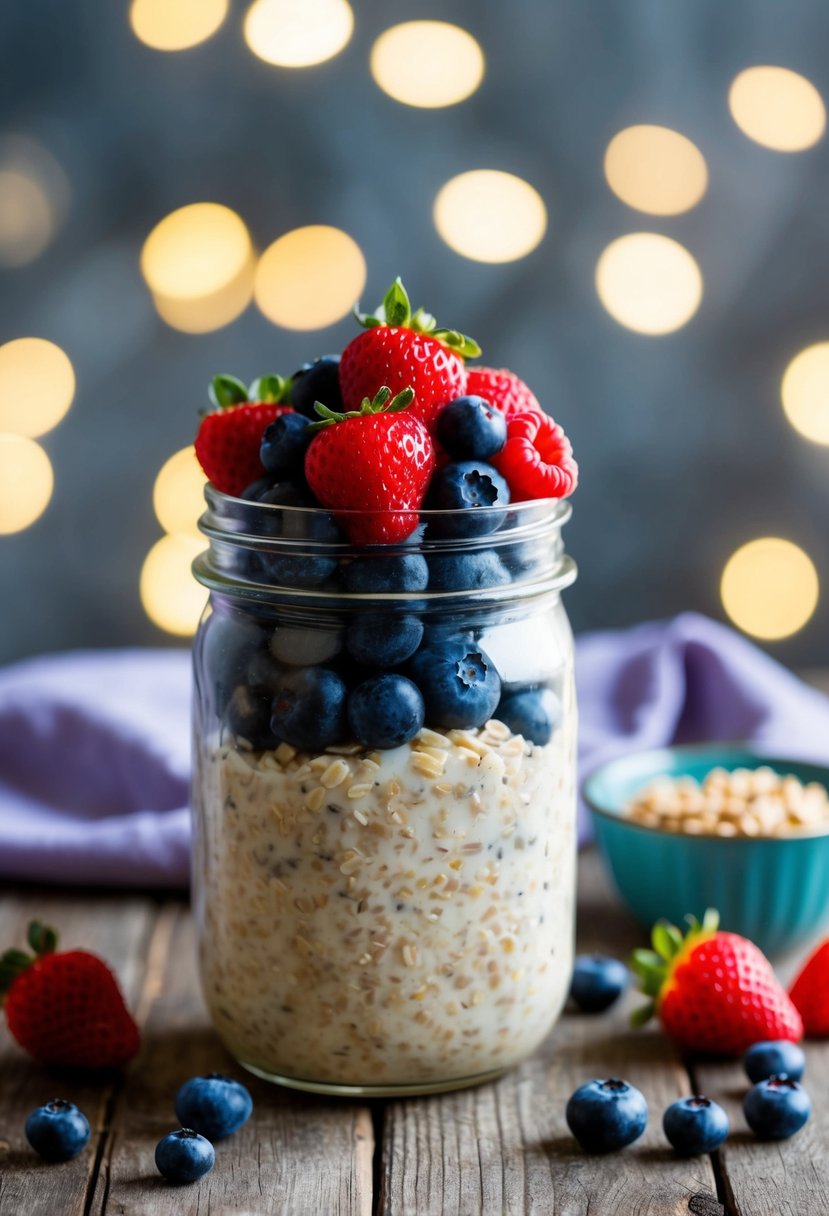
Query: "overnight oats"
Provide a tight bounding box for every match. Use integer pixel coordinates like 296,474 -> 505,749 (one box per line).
191,278 -> 580,1095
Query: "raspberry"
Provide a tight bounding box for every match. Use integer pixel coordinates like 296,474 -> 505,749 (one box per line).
492,411 -> 578,501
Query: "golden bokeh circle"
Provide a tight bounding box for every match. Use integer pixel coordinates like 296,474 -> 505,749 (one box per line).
0,337 -> 75,438
721,537 -> 819,640
370,21 -> 484,108
434,170 -> 547,263
254,225 -> 365,330
729,66 -> 826,151
595,233 -> 703,335
604,125 -> 708,215
0,434 -> 54,534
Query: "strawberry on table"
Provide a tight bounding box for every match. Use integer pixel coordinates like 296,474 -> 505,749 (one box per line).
492,410 -> 578,501
464,366 -> 544,420
631,910 -> 802,1055
1,921 -> 140,1069
195,373 -> 293,497
304,386 -> 434,546
339,278 -> 480,433
789,939 -> 829,1036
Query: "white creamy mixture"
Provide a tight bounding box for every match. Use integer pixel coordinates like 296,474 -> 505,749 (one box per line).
194,718 -> 576,1088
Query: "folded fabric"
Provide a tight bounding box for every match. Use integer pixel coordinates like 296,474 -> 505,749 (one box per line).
1,613 -> 828,888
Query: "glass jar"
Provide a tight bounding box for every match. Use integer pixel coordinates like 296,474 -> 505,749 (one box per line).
191,486 -> 577,1096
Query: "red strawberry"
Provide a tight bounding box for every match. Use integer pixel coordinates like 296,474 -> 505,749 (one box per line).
631,911 -> 802,1055
465,366 -> 544,420
492,410 -> 578,501
195,373 -> 293,497
1,921 -> 140,1069
789,939 -> 829,1035
304,386 -> 434,545
339,278 -> 479,432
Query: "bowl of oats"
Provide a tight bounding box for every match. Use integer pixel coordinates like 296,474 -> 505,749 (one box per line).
583,744 -> 829,956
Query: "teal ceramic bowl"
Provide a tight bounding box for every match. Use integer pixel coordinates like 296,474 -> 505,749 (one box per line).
584,745 -> 829,957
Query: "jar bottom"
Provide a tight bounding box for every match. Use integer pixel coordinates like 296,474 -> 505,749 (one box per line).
238,1057 -> 510,1098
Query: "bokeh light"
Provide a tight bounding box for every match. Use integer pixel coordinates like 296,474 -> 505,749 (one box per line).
434,170 -> 547,263
728,66 -> 826,151
150,263 -> 255,334
781,342 -> 829,445
0,338 -> 75,439
244,0 -> 354,68
0,435 -> 54,534
140,533 -> 206,637
254,225 -> 365,330
595,233 -> 703,335
370,21 -> 485,109
721,538 -> 819,640
130,0 -> 228,51
153,446 -> 207,537
604,125 -> 708,215
0,137 -> 69,268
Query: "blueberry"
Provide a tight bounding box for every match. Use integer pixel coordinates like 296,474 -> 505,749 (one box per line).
256,482 -> 339,588
566,1078 -> 648,1154
154,1128 -> 215,1184
570,955 -> 628,1013
260,413 -> 313,479
427,550 -> 510,593
408,639 -> 501,729
663,1096 -> 729,1155
343,554 -> 429,594
348,674 -> 425,749
437,396 -> 507,461
225,683 -> 279,750
427,462 -> 510,538
289,355 -> 343,419
270,626 -> 343,667
743,1040 -> 806,1084
496,687 -> 562,746
743,1076 -> 811,1140
25,1100 -> 90,1162
199,612 -> 269,711
175,1073 -> 253,1140
346,614 -> 423,667
240,475 -> 277,501
271,666 -> 348,751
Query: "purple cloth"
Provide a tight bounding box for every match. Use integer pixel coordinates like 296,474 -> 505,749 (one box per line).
1,613 -> 828,888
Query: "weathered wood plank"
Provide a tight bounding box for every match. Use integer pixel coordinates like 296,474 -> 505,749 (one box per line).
0,889 -> 157,1216
379,850 -> 722,1216
89,903 -> 373,1216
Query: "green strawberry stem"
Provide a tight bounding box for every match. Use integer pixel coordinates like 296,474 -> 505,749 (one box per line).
208,373 -> 291,410
629,909 -> 720,1028
354,276 -> 482,359
308,385 -> 415,432
0,921 -> 58,1002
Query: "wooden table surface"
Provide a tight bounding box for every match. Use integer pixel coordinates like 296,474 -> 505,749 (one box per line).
1,847 -> 827,1216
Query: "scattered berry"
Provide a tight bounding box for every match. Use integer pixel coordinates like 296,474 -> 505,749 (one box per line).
570,954 -> 629,1013
464,366 -> 543,420
271,667 -> 348,752
743,1040 -> 806,1084
342,553 -> 429,594
1,921 -> 140,1069
289,355 -> 344,419
346,613 -> 423,667
339,278 -> 478,432
743,1076 -> 811,1140
566,1078 -> 648,1154
426,461 -> 510,538
436,396 -> 507,461
347,674 -> 425,750
492,410 -> 578,502
630,911 -> 803,1055
426,550 -> 510,593
408,639 -> 501,730
789,938 -> 829,1036
304,386 -> 434,545
154,1128 -> 215,1184
175,1074 -> 253,1140
260,413 -> 313,479
662,1096 -> 729,1156
195,374 -> 292,497
496,687 -> 561,747
25,1100 -> 90,1162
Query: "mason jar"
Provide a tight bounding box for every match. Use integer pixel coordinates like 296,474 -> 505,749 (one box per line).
191,485 -> 577,1097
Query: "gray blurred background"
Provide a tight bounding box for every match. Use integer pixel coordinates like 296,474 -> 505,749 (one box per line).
0,0 -> 827,666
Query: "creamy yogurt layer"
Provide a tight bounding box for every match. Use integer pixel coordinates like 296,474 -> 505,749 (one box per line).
194,719 -> 576,1087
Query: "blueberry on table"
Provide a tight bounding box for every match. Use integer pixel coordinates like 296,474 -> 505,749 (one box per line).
348,673 -> 425,749
408,639 -> 501,730
175,1074 -> 253,1140
289,354 -> 344,419
271,666 -> 348,752
497,687 -> 562,747
25,1100 -> 90,1162
260,413 -> 313,479
437,396 -> 507,461
743,1076 -> 811,1140
426,462 -> 510,538
662,1096 -> 729,1155
427,550 -> 510,593
743,1040 -> 805,1084
570,954 -> 629,1013
346,614 -> 423,667
566,1078 -> 648,1153
343,553 -> 429,594
154,1128 -> 215,1184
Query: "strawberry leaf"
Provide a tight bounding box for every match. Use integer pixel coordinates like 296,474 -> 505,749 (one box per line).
382,277 -> 412,328
630,1000 -> 656,1029
27,921 -> 58,956
433,328 -> 482,359
0,948 -> 33,999
353,277 -> 482,357
209,375 -> 249,409
249,374 -> 290,403
652,920 -> 683,963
